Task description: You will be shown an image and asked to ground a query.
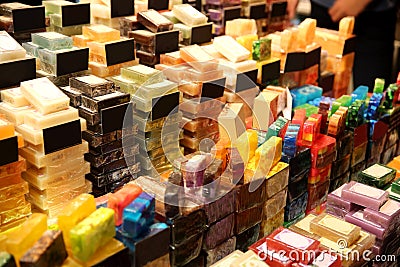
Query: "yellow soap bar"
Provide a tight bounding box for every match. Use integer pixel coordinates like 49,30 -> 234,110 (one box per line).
1,87 -> 29,107
20,77 -> 70,115
6,213 -> 47,262
0,117 -> 14,140
24,107 -> 79,130
232,129 -> 258,165
252,136 -> 282,178
58,194 -> 96,249
236,34 -> 258,54
298,18 -> 316,48
85,238 -> 125,266
72,35 -> 92,48
82,25 -> 120,43
225,19 -> 257,38
253,92 -> 278,130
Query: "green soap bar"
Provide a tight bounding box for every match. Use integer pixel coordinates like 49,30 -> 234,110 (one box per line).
70,207 -> 115,262
43,0 -> 73,16
358,164 -> 396,189
392,178 -> 400,194
31,32 -> 73,51
331,95 -> 352,114
252,38 -> 271,62
373,78 -> 385,94
120,64 -> 163,85
0,251 -> 16,267
294,104 -> 319,117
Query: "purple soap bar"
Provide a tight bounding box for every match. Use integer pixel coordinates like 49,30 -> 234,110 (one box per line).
326,184 -> 355,211
203,213 -> 235,250
202,186 -> 235,224
342,181 -> 389,210
345,210 -> 388,240
363,199 -> 400,230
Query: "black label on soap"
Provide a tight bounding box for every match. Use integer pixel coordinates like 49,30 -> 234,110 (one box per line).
270,1 -> 287,18
284,52 -> 305,72
155,30 -> 179,54
305,47 -> 321,69
250,3 -> 267,20
191,23 -> 212,45
62,4 -> 90,27
105,39 -> 135,66
201,78 -> 226,102
56,48 -> 89,76
0,137 -> 18,166
148,0 -> 169,11
343,36 -> 356,55
183,0 -> 202,11
151,92 -> 179,121
16,0 -> 41,5
236,69 -> 258,92
261,59 -> 280,84
135,227 -> 170,266
0,57 -> 35,89
101,102 -> 133,134
111,0 -> 134,18
224,6 -> 241,23
320,72 -> 335,93
43,120 -> 82,155
12,6 -> 45,32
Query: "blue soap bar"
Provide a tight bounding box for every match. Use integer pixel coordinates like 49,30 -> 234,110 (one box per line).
352,85 -> 368,103
283,124 -> 300,157
291,85 -> 323,107
366,93 -> 383,120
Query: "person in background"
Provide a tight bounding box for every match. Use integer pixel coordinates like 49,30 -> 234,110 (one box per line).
287,0 -> 398,91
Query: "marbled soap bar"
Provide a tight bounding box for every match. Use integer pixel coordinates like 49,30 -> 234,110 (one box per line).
285,192 -> 308,222
172,4 -> 207,26
5,213 -> 47,262
170,232 -> 203,266
60,86 -> 81,107
263,188 -> 287,219
137,9 -> 173,33
31,32 -> 72,51
81,91 -> 130,113
235,179 -> 266,212
72,35 -> 91,49
70,207 -> 115,262
205,236 -> 236,266
82,25 -> 120,43
20,78 -> 70,115
265,162 -> 289,199
20,230 -> 67,267
0,194 -> 28,213
69,75 -> 114,97
235,204 -> 263,234
203,213 -> 234,250
213,35 -> 250,63
203,187 -> 235,224
0,180 -> 28,202
0,31 -> 26,62
358,164 -> 396,189
342,181 -> 389,210
168,209 -> 206,246
1,87 -> 29,108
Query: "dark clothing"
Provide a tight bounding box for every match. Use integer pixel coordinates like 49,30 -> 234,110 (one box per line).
310,1 -> 397,91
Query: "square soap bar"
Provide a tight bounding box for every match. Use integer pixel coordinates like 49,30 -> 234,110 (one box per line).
342,181 -> 389,210
31,32 -> 73,51
172,4 -> 207,26
0,31 -> 26,62
310,213 -> 361,247
358,164 -> 396,189
82,25 -> 120,43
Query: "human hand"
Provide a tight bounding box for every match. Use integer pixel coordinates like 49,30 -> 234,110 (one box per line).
287,0 -> 300,20
329,0 -> 372,22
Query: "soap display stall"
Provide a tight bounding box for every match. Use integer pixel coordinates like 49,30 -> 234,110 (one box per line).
0,0 -> 400,267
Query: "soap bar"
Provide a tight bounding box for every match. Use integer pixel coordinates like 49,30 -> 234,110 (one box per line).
120,64 -> 163,84
170,232 -> 203,266
0,31 -> 27,62
289,214 -> 320,240
82,25 -> 120,42
203,213 -> 234,250
363,199 -> 400,229
342,181 -> 389,210
287,169 -> 308,202
0,101 -> 33,125
252,38 -> 271,62
252,91 -> 277,130
72,34 -> 91,48
235,204 -> 263,235
358,164 -> 396,189
218,103 -> 246,143
20,230 -> 67,267
232,130 -> 258,165
327,184 -> 355,211
205,236 -> 236,266
231,250 -> 270,267
0,117 -> 14,140
226,19 -> 257,38
168,209 -> 207,246
263,188 -> 287,219
23,107 -> 79,130
210,250 -> 244,267
265,162 -> 289,198
60,86 -> 81,107
5,213 -> 47,262
172,4 -> 207,26
235,179 -> 266,212
81,92 -> 130,113
137,9 -> 173,32
0,180 -> 28,202
344,210 -> 387,240
31,32 -> 73,50
180,45 -> 217,72
1,87 -> 29,108
285,192 -> 308,222
70,207 -> 115,262
20,78 -> 70,115
213,36 -> 250,63
69,75 -> 114,98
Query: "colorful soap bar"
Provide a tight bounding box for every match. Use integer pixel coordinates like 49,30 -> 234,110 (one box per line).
249,238 -> 294,267
287,169 -> 308,202
213,35 -> 250,63
263,188 -> 287,219
265,162 -> 289,199
327,184 -> 355,211
289,214 -> 320,240
252,38 -> 271,62
235,179 -> 266,212
342,181 -> 389,210
291,85 -> 323,108
172,4 -> 207,26
285,192 -> 308,222
170,232 -> 203,266
82,25 -> 120,43
231,250 -> 270,267
358,164 -> 396,189
31,32 -> 72,51
69,75 -> 114,98
235,223 -> 260,252
20,78 -> 70,115
232,130 -> 258,165
1,87 -> 29,108
235,204 -> 263,235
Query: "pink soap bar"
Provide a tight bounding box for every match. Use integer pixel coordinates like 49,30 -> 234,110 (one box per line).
326,184 -> 355,211
363,199 -> 400,230
341,181 -> 388,210
344,210 -> 388,240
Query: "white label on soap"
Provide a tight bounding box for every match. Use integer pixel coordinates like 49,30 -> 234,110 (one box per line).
362,164 -> 392,179
379,200 -> 400,216
350,183 -> 386,199
0,35 -> 18,51
274,229 -> 313,249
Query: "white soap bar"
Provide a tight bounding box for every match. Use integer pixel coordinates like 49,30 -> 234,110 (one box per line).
20,77 -> 70,115
1,87 -> 30,107
213,36 -> 250,63
0,31 -> 26,62
218,103 -> 246,143
180,45 -> 217,72
0,102 -> 33,125
253,92 -> 275,131
172,4 -> 207,26
24,107 -> 79,130
91,3 -> 111,19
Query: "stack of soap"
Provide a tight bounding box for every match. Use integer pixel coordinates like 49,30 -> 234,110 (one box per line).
0,2 -> 45,43
15,77 -> 91,219
0,115 -> 30,232
112,64 -> 182,177
171,4 -> 212,45
330,130 -> 352,192
91,0 -> 134,30
23,31 -> 89,79
67,75 -> 140,196
119,15 -> 140,37
44,1 -> 90,36
204,0 -> 242,36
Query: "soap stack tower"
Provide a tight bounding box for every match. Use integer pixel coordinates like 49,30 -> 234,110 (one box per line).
0,114 -> 29,233
204,0 -> 242,36
0,2 -> 45,43
128,9 -> 179,67
328,181 -> 400,261
110,64 -> 182,177
64,74 -> 139,197
22,31 -> 89,86
14,77 -> 91,220
72,24 -> 138,78
91,0 -> 134,30
314,16 -> 355,97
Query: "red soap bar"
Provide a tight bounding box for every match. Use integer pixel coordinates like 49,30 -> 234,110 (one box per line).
310,135 -> 336,156
309,114 -> 322,137
302,119 -> 318,146
293,109 -> 306,144
266,227 -> 320,264
249,237 -> 294,267
107,183 -> 143,226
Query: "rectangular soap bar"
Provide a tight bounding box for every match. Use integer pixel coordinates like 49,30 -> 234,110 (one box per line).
81,91 -> 130,113
363,199 -> 400,229
0,31 -> 26,62
205,236 -> 236,266
20,230 -> 67,267
168,209 -> 207,246
107,184 -> 142,226
70,207 -> 116,262
235,179 -> 266,212
310,213 -> 361,247
1,87 -> 29,108
342,181 -> 389,210
0,117 -> 14,140
0,102 -> 33,126
23,107 -> 79,130
82,25 -> 120,42
213,36 -> 251,63
172,4 -> 207,26
70,75 -> 115,98
169,232 -> 203,266
203,213 -> 235,250
20,78 -> 70,115
179,44 -> 217,72
137,9 -> 173,33
120,64 -> 163,84
235,204 -> 263,235
327,184 -> 355,211
31,32 -> 73,51
344,210 -> 388,240
358,164 -> 396,189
